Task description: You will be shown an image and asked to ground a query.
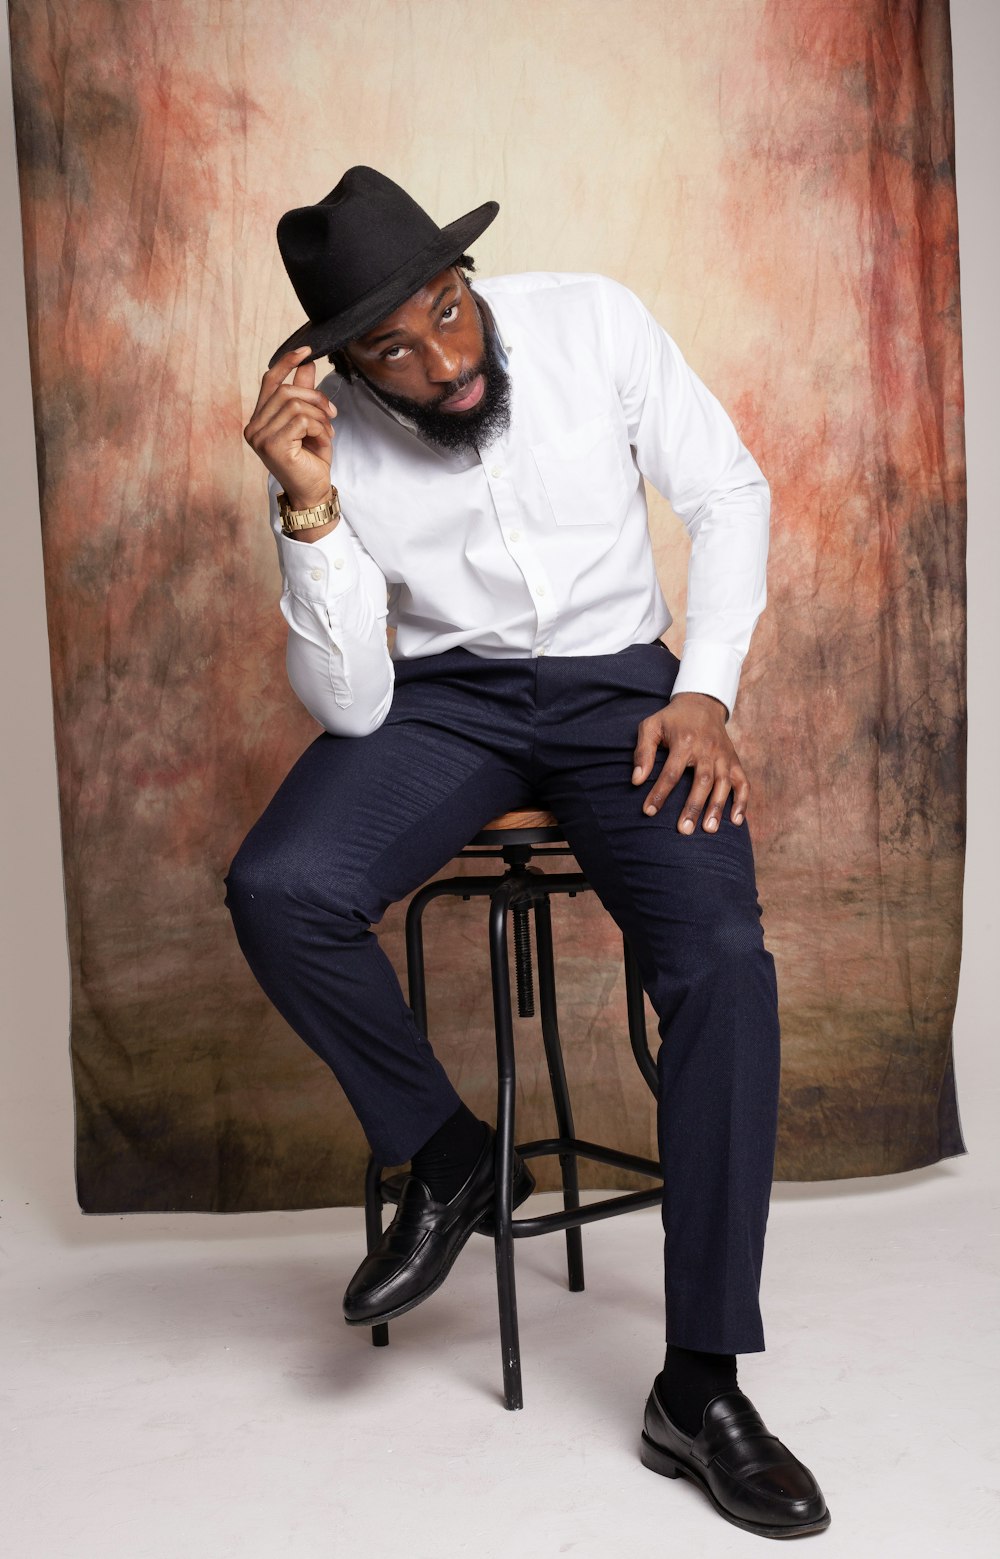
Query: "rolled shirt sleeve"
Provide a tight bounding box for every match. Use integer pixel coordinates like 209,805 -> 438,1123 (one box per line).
598,276 -> 770,719
268,472 -> 394,736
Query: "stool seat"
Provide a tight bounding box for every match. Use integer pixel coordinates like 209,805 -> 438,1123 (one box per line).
481,808 -> 559,831
469,808 -> 564,847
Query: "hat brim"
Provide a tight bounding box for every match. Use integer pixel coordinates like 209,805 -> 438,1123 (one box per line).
266,200 -> 499,369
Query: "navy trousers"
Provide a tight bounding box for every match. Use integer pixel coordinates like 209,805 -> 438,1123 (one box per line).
224,641 -> 780,1354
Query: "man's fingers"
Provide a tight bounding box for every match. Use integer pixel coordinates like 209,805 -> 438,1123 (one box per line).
248,346 -> 312,421
247,346 -> 330,428
675,761 -> 717,834
246,391 -> 335,451
642,753 -> 688,816
292,357 -> 317,392
251,415 -> 333,474
731,769 -> 751,825
700,772 -> 735,834
634,705 -> 751,834
254,402 -> 333,448
631,718 -> 666,783
269,345 -> 313,378
250,385 -> 336,430
644,760 -> 748,834
631,738 -> 657,784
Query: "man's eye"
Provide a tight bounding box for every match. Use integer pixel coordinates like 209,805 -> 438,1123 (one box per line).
383,344 -> 408,360
441,304 -> 458,322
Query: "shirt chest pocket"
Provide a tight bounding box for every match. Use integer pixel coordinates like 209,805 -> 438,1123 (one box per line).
530,413 -> 632,527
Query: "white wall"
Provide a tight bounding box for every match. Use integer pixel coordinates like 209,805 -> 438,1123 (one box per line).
0,1 -> 995,1229
946,0 -> 999,1168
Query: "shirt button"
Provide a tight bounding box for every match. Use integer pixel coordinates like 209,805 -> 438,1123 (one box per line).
309,568 -> 323,581
537,646 -> 547,656
333,558 -> 345,570
508,529 -> 521,542
490,465 -> 503,477
535,583 -> 546,596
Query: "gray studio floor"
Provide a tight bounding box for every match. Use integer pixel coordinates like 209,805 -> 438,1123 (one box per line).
3,1111 -> 998,1559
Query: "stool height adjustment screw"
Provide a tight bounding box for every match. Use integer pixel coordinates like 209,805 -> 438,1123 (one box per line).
512,902 -> 535,1018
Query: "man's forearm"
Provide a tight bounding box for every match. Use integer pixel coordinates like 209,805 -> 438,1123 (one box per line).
283,604 -> 394,736
270,478 -> 395,735
668,474 -> 770,719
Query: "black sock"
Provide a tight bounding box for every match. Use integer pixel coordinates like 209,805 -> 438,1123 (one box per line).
410,1103 -> 489,1204
656,1344 -> 739,1437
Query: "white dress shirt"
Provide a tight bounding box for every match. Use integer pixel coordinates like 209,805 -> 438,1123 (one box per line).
267,271 -> 769,737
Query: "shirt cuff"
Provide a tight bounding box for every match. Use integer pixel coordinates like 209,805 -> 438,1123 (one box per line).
276,518 -> 362,602
669,641 -> 744,721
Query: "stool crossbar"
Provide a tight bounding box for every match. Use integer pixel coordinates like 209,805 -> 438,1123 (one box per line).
362,810 -> 664,1410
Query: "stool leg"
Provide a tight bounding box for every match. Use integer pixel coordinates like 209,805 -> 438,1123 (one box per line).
363,1153 -> 390,1347
532,895 -> 585,1292
489,880 -> 524,1411
623,934 -> 658,1096
404,889 -> 433,1036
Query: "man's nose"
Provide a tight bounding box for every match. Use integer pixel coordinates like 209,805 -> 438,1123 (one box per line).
425,338 -> 463,383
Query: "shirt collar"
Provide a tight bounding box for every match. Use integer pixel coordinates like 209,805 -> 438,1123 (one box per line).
473,285 -> 512,371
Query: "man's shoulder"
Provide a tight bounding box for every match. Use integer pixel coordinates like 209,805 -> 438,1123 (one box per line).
472,271 -> 650,342
472,270 -> 613,305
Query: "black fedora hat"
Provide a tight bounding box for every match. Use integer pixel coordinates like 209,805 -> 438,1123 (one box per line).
268,166 -> 499,368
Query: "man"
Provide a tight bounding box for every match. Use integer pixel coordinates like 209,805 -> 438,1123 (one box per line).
230,166 -> 830,1538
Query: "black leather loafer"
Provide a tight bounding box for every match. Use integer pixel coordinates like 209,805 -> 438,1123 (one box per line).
343,1126 -> 535,1326
641,1382 -> 831,1539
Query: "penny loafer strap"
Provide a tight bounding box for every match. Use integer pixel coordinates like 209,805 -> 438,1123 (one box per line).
692,1391 -> 782,1470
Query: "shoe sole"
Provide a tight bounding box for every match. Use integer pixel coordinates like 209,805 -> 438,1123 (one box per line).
344,1160 -> 536,1328
640,1432 -> 832,1540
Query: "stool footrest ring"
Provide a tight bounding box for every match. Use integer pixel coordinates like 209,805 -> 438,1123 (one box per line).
516,1133 -> 661,1181
374,1134 -> 662,1236
496,1186 -> 663,1238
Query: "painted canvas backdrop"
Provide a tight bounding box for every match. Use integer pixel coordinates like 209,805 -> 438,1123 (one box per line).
8,0 -> 966,1212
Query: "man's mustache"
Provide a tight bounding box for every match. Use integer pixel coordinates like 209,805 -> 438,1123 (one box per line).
432,362 -> 485,407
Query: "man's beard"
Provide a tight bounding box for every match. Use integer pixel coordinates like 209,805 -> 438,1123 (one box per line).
354,320 -> 512,453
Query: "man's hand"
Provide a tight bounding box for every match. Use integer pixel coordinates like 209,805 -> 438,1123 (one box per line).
244,345 -> 337,516
632,692 -> 749,834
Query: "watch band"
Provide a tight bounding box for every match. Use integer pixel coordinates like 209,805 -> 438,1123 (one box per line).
278,487 -> 342,533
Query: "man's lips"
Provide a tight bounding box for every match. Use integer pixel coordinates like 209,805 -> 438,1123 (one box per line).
439,373 -> 485,413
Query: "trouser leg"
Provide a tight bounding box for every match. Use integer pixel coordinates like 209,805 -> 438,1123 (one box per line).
534,643 -> 781,1354
224,651 -> 536,1166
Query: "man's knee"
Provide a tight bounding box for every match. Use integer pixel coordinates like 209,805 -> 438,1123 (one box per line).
647,903 -> 777,1010
223,826 -> 362,936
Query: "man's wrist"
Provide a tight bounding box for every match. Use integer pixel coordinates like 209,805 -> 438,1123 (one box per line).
670,690 -> 729,720
282,517 -> 340,543
282,485 -> 334,512
278,486 -> 341,542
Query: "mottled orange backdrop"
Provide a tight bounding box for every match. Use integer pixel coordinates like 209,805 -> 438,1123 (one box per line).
8,0 -> 965,1210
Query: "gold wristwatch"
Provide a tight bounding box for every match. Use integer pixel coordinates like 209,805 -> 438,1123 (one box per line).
278,487 -> 342,534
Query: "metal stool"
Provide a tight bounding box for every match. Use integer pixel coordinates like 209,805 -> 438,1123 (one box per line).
362,808 -> 663,1410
